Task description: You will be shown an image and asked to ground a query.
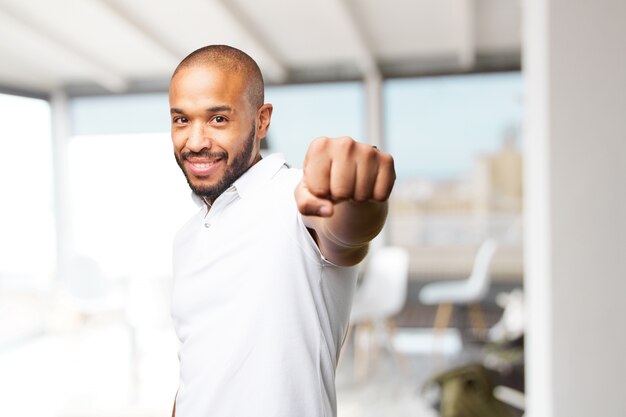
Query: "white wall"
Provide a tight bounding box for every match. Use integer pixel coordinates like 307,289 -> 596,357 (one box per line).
524,1 -> 626,416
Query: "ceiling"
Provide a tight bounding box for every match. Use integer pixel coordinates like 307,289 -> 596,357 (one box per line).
0,0 -> 521,97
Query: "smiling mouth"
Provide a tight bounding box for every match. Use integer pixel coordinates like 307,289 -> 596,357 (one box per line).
190,160 -> 219,169
185,157 -> 224,177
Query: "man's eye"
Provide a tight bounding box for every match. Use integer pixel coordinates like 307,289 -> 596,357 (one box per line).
174,117 -> 188,124
213,116 -> 226,123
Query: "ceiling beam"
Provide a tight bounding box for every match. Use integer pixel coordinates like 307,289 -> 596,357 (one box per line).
95,0 -> 185,63
0,81 -> 49,100
0,4 -> 128,93
212,0 -> 288,83
328,0 -> 380,79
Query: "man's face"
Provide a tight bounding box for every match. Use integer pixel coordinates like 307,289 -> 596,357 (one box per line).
169,65 -> 262,202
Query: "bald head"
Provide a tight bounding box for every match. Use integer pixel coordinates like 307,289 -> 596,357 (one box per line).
172,45 -> 265,110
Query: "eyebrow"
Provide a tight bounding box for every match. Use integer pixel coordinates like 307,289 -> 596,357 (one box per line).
170,105 -> 234,115
206,105 -> 233,113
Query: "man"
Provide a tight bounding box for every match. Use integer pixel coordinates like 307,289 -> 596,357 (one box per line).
169,45 -> 395,417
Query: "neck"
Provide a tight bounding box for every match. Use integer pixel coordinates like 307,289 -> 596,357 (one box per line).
251,152 -> 263,166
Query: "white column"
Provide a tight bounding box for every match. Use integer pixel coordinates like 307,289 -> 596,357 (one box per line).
458,0 -> 475,70
50,90 -> 73,278
365,71 -> 383,149
524,1 -> 626,416
364,71 -> 388,247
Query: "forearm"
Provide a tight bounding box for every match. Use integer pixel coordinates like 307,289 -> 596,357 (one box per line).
313,200 -> 388,266
297,136 -> 395,266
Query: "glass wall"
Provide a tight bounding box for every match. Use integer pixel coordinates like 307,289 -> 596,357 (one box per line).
265,81 -> 365,166
0,73 -> 524,416
386,72 -> 523,181
65,82 -> 366,276
385,72 -> 524,282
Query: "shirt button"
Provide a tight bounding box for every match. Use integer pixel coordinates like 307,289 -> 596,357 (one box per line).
204,222 -> 211,228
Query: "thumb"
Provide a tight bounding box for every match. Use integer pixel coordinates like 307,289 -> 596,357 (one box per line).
294,181 -> 334,217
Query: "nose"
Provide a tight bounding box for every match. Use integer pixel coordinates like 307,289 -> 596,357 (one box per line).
186,122 -> 212,152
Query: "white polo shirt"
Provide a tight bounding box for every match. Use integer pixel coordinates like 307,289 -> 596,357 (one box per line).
171,154 -> 358,417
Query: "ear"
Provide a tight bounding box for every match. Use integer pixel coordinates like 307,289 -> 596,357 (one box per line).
256,103 -> 273,140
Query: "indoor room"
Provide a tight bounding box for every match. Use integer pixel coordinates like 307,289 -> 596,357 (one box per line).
0,1 -> 623,417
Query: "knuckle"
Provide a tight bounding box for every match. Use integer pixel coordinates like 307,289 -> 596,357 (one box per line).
332,136 -> 356,154
309,136 -> 330,153
365,146 -> 379,161
382,153 -> 395,168
340,136 -> 356,148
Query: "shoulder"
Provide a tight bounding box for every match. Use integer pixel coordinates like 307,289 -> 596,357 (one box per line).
274,162 -> 302,184
264,162 -> 302,200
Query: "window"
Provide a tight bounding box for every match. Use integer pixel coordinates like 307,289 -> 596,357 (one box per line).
0,93 -> 54,289
67,132 -> 196,277
265,82 -> 365,166
385,72 -> 523,180
384,72 -> 524,279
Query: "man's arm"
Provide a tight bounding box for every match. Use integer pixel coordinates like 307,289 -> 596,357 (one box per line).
295,137 -> 396,266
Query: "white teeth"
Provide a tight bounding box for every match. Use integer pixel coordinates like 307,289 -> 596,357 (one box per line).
193,163 -> 211,168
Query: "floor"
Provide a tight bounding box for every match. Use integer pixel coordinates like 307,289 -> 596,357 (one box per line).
0,322 -> 479,417
336,327 -> 469,417
0,293 -> 510,417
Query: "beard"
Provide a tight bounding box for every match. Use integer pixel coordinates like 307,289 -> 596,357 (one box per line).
175,124 -> 256,203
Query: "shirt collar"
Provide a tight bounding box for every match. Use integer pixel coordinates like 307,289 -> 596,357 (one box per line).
190,153 -> 288,207
232,153 -> 288,199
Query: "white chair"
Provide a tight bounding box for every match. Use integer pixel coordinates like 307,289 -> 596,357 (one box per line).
346,246 -> 410,379
418,239 -> 498,336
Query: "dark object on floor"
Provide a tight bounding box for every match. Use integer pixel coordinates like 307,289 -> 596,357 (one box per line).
426,363 -> 516,417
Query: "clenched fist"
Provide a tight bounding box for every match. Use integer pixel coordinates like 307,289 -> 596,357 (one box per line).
295,136 -> 396,217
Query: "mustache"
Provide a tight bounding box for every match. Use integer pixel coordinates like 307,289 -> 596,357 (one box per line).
181,149 -> 228,161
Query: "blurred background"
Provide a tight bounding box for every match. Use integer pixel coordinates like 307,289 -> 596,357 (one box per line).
0,1 -> 623,416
